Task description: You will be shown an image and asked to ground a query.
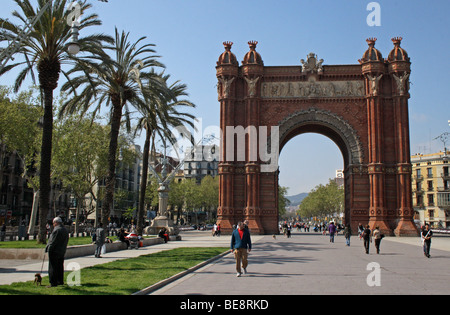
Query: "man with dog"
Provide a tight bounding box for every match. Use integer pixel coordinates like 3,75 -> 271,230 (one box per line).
45,217 -> 69,287
230,221 -> 252,277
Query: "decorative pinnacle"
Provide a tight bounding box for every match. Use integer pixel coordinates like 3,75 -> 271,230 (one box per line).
248,40 -> 258,50
366,37 -> 377,47
391,37 -> 403,46
223,41 -> 233,51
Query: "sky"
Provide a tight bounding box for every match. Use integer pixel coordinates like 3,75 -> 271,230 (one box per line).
1,0 -> 449,196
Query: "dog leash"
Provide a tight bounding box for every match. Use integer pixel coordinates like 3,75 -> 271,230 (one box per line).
40,251 -> 46,274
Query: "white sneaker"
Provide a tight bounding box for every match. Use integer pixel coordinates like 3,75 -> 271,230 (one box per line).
236,272 -> 241,277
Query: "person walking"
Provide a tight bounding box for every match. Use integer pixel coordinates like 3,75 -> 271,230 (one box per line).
358,223 -> 364,240
344,223 -> 352,246
45,217 -> 69,287
94,223 -> 106,258
362,224 -> 372,254
217,224 -> 221,237
421,223 -> 433,258
230,221 -> 252,277
328,221 -> 336,243
372,226 -> 382,254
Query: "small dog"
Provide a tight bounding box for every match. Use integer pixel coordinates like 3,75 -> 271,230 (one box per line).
34,273 -> 42,286
272,235 -> 276,239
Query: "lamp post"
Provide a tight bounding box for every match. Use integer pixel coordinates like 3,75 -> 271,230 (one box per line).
434,132 -> 449,161
67,25 -> 80,55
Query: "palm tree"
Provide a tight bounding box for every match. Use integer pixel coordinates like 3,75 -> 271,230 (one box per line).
0,0 -> 111,243
135,72 -> 196,234
59,28 -> 168,227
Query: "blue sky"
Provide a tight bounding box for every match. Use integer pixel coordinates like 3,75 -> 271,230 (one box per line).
1,0 -> 449,195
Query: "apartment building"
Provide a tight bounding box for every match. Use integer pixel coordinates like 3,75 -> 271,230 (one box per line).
183,144 -> 219,183
411,151 -> 450,228
0,146 -> 70,225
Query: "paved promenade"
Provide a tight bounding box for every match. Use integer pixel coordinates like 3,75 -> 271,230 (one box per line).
0,230 -> 449,295
151,231 -> 450,295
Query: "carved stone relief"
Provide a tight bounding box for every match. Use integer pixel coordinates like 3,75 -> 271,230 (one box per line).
244,76 -> 260,97
366,74 -> 383,96
300,53 -> 324,74
261,78 -> 364,99
217,76 -> 235,98
392,72 -> 410,96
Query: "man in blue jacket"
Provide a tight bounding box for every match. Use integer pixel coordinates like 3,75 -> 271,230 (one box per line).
230,221 -> 252,277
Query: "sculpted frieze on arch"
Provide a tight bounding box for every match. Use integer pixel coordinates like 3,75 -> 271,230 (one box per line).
261,78 -> 365,99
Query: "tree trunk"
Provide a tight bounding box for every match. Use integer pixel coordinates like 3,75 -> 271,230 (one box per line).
137,126 -> 151,235
101,103 -> 123,228
37,87 -> 54,244
75,199 -> 81,235
27,190 -> 39,235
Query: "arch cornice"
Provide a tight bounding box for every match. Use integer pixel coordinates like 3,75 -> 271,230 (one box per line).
278,108 -> 364,166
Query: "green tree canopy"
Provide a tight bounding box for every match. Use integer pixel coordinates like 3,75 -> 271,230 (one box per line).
297,179 -> 344,220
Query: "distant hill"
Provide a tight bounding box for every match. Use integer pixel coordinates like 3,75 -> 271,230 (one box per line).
286,192 -> 308,207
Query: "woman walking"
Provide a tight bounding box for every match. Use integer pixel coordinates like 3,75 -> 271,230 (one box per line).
372,226 -> 382,254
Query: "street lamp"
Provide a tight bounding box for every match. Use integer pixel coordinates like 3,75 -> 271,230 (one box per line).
67,25 -> 80,55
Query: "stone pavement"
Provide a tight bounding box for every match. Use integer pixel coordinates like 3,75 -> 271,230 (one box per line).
0,230 -> 449,295
150,231 -> 450,295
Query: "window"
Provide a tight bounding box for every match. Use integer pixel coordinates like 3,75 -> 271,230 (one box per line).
427,168 -> 433,178
428,210 -> 434,219
416,195 -> 423,206
427,194 -> 434,206
416,182 -> 422,191
427,181 -> 433,191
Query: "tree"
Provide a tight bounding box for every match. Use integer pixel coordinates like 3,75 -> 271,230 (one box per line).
0,0 -> 111,243
59,28 -> 165,227
278,186 -> 291,217
297,179 -> 344,220
134,72 -> 195,234
167,179 -> 185,225
51,113 -> 109,233
200,175 -> 219,221
0,86 -> 42,234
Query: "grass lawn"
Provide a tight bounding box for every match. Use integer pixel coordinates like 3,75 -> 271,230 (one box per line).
0,247 -> 228,295
0,235 -> 156,248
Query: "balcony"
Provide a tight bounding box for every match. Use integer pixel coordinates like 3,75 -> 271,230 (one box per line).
413,175 -> 423,181
437,192 -> 450,208
441,172 -> 450,180
414,202 -> 425,209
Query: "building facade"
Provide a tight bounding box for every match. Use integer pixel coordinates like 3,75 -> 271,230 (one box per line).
0,145 -> 71,225
412,151 -> 450,228
183,144 -> 219,183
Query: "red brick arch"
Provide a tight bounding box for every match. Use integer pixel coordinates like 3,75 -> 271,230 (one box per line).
216,39 -> 418,236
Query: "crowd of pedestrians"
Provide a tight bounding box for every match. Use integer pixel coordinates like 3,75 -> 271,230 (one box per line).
274,219 -> 436,258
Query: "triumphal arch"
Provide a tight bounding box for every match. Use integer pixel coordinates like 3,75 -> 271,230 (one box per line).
216,38 -> 417,236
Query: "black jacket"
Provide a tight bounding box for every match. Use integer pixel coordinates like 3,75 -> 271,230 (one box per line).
45,225 -> 69,256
